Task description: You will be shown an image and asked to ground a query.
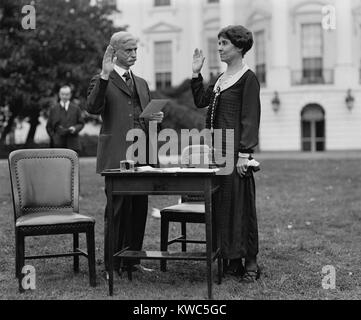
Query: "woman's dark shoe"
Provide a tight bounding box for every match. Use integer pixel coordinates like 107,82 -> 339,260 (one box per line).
239,265 -> 261,283
224,259 -> 245,277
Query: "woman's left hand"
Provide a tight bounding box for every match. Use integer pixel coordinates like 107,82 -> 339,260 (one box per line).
236,157 -> 249,177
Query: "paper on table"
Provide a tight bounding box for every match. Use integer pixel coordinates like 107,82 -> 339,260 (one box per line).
135,166 -> 163,172
134,166 -> 219,173
139,99 -> 169,118
177,168 -> 220,173
135,166 -> 182,173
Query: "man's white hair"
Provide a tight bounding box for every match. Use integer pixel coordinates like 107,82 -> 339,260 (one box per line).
110,31 -> 138,49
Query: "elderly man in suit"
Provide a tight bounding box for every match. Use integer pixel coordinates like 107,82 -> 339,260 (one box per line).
86,31 -> 163,274
46,85 -> 85,153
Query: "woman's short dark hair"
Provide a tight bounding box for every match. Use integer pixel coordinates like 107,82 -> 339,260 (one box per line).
218,25 -> 253,57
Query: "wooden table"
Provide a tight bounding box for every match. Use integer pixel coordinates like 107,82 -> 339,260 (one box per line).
101,168 -> 222,299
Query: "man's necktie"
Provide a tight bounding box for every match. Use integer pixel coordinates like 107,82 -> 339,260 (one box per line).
123,71 -> 134,94
60,102 -> 67,112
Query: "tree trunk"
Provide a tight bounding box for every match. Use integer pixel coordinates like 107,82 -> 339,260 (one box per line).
25,112 -> 40,147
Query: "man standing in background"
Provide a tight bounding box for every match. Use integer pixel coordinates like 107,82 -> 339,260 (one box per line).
46,85 -> 85,153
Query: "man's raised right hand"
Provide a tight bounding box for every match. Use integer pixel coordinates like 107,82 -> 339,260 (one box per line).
100,45 -> 116,80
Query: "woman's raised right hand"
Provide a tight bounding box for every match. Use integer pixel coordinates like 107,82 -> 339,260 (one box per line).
192,48 -> 205,74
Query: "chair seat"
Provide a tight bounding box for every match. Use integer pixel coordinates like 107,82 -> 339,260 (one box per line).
16,211 -> 95,227
160,202 -> 205,214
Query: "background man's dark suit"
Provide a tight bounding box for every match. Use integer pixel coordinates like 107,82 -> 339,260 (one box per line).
86,70 -> 157,271
46,101 -> 85,153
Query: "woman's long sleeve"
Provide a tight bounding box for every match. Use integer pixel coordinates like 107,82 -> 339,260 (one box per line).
190,74 -> 214,109
239,73 -> 261,153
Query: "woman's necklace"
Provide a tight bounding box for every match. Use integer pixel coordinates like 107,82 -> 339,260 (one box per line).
210,86 -> 220,133
219,62 -> 245,88
210,62 -> 244,132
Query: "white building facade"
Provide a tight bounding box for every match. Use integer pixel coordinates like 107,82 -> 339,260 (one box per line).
111,0 -> 361,152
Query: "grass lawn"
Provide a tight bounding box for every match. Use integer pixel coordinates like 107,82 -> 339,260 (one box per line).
0,157 -> 360,300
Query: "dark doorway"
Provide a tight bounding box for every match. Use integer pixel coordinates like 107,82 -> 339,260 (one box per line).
301,104 -> 325,152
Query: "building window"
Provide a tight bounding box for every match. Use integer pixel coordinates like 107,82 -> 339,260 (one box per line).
207,38 -> 220,80
155,73 -> 171,90
154,0 -> 170,6
301,23 -> 323,84
154,41 -> 172,90
254,30 -> 266,86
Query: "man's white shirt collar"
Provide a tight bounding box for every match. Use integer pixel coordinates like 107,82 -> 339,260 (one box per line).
114,64 -> 132,81
214,63 -> 250,92
60,101 -> 70,111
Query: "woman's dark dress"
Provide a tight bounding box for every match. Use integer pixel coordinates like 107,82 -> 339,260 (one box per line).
191,70 -> 261,259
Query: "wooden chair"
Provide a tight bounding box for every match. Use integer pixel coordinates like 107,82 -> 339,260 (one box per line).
160,194 -> 206,271
160,145 -> 209,272
8,148 -> 96,289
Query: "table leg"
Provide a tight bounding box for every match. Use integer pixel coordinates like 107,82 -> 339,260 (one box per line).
106,178 -> 114,295
204,180 -> 213,300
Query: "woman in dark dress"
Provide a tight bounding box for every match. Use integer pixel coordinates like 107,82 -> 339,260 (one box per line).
190,25 -> 261,281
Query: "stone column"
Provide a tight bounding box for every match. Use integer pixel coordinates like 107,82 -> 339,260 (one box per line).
189,0 -> 203,45
268,0 -> 290,89
220,0 -> 236,28
334,0 -> 356,87
218,0 -> 236,73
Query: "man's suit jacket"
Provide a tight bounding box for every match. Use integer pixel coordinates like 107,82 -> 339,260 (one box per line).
46,102 -> 84,151
86,70 -> 158,173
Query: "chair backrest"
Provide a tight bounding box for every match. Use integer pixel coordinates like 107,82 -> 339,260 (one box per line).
181,144 -> 210,168
8,148 -> 79,221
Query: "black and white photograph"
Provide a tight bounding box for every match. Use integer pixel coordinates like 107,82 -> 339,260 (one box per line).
0,0 -> 360,308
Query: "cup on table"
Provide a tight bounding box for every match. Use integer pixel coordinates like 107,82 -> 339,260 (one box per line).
120,160 -> 135,171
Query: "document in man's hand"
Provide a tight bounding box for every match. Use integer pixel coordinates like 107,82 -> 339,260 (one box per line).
139,99 -> 169,118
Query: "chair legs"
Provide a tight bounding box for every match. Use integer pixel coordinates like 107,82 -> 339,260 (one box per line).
160,214 -> 221,288
160,219 -> 188,271
160,217 -> 169,272
73,233 -> 79,273
86,226 -> 96,287
15,231 -> 25,280
14,227 -> 96,288
16,231 -> 25,293
15,231 -> 20,279
181,222 -> 187,252
127,263 -> 133,281
217,256 -> 223,284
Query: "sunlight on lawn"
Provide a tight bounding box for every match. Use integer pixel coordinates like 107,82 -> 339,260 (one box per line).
0,157 -> 360,299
